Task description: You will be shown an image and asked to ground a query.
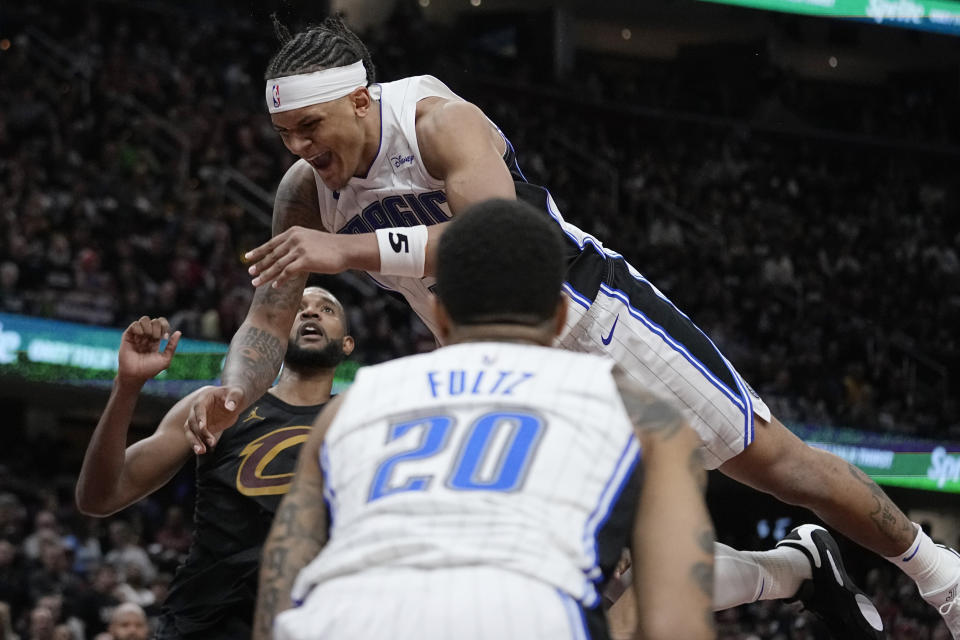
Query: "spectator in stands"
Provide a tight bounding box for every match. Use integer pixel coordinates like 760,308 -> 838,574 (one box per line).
22,512 -> 58,561
0,540 -> 27,621
0,495 -> 26,542
26,541 -> 83,606
75,565 -> 120,639
25,606 -> 54,640
0,262 -> 25,314
103,523 -> 154,586
1,3 -> 958,636
33,596 -> 80,640
7,0 -> 956,438
106,603 -> 148,640
51,626 -> 73,640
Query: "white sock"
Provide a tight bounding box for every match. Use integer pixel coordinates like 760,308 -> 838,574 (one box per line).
886,523 -> 958,596
713,542 -> 812,611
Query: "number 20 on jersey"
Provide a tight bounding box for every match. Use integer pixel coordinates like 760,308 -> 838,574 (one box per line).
367,410 -> 545,502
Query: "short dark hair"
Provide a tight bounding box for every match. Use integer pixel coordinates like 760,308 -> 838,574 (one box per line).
436,199 -> 566,326
301,281 -> 350,333
265,16 -> 376,84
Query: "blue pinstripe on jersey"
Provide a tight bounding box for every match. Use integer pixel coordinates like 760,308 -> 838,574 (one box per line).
580,431 -> 641,607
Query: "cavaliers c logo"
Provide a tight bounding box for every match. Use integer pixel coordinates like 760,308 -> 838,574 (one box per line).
236,426 -> 311,496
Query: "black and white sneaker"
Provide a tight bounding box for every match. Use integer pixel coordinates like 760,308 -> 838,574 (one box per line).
776,524 -> 885,639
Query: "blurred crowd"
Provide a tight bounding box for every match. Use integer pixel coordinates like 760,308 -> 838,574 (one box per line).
2,1 -> 958,437
0,444 -> 953,639
0,446 -> 191,639
0,1 -> 958,635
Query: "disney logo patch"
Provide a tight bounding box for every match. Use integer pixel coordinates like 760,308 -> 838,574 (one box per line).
391,153 -> 415,170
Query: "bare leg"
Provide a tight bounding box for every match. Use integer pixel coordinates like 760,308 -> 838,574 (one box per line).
718,415 -> 915,556
720,414 -> 960,638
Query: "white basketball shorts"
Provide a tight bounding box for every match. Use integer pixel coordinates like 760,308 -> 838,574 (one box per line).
558,257 -> 770,469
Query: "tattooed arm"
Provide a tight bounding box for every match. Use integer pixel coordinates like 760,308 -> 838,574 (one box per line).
184,161 -> 321,453
613,367 -> 716,640
253,393 -> 345,640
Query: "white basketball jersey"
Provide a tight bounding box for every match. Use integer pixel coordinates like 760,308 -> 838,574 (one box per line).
290,342 -> 641,609
305,75 -> 766,471
311,75 -> 461,338
310,75 -> 604,340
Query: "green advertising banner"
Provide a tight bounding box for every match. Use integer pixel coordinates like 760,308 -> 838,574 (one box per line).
0,313 -> 358,397
2,315 -> 956,489
698,0 -> 960,34
790,424 -> 960,493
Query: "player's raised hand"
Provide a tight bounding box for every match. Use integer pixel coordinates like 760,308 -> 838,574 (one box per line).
245,226 -> 348,289
184,385 -> 246,455
117,316 -> 181,385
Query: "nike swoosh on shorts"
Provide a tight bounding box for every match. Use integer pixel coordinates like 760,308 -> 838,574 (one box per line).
602,314 -> 619,346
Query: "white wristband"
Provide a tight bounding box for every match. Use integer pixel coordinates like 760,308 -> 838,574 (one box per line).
375,225 -> 428,278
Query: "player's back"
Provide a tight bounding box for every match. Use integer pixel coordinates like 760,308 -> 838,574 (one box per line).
279,342 -> 640,640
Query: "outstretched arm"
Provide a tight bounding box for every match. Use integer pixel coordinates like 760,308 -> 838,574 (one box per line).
613,367 -> 716,640
76,317 -> 191,516
244,97 -> 516,288
253,393 -> 345,640
184,161 -> 320,453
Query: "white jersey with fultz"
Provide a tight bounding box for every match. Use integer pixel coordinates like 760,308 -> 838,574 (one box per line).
291,342 -> 639,607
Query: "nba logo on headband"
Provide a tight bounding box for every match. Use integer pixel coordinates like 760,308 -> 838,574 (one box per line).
265,61 -> 367,114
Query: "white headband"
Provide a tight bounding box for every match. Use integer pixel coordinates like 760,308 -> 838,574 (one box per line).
266,61 -> 367,114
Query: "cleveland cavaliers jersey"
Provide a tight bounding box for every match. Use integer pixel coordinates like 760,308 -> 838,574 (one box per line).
158,392 -> 327,639
290,342 -> 641,609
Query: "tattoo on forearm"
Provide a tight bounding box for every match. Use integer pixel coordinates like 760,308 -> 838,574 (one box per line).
847,462 -> 913,542
691,527 -> 715,598
259,279 -> 304,310
691,561 -> 713,596
230,327 -> 284,392
273,164 -> 321,235
266,546 -> 289,573
613,368 -> 686,440
254,469 -> 328,640
629,398 -> 685,439
692,561 -> 715,628
274,496 -> 298,532
238,327 -> 284,360
255,588 -> 279,638
692,525 -> 716,634
698,528 -> 713,555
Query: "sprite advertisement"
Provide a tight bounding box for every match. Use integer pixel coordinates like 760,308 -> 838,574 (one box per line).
698,0 -> 960,34
790,423 -> 960,494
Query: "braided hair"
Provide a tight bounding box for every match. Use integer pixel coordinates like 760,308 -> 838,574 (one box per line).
265,15 -> 376,84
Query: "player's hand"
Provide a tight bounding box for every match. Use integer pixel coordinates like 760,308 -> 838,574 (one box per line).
117,316 -> 181,385
184,386 -> 246,455
245,226 -> 347,289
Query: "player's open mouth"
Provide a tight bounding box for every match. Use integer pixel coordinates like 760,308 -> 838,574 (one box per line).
298,321 -> 325,340
307,150 -> 333,171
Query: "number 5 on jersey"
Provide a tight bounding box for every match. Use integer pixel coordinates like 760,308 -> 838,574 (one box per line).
389,232 -> 409,253
367,411 -> 545,502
